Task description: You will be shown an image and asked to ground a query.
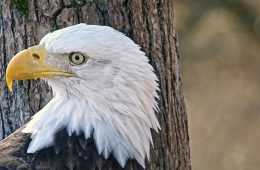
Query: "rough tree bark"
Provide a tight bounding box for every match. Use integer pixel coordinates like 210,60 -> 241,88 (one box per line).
0,0 -> 191,169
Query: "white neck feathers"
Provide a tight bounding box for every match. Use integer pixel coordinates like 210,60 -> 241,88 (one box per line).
23,84 -> 160,168
22,24 -> 161,168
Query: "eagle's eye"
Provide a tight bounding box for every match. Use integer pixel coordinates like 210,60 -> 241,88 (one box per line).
69,52 -> 86,65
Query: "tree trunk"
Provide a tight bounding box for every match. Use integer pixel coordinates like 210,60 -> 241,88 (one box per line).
0,0 -> 191,169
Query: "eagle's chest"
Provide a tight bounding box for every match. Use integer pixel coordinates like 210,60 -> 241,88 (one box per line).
28,129 -> 144,170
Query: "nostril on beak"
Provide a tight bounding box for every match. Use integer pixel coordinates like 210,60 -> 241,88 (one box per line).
32,54 -> 40,60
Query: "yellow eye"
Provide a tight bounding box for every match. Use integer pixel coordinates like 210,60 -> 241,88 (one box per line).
69,53 -> 85,65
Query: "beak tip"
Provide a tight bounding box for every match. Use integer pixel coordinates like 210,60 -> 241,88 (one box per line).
7,84 -> 13,92
8,87 -> 13,92
6,76 -> 13,92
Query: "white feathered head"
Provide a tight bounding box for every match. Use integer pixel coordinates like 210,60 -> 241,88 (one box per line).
6,24 -> 160,168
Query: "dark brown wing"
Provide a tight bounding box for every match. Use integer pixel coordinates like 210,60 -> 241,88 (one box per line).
0,128 -> 144,170
0,126 -> 31,170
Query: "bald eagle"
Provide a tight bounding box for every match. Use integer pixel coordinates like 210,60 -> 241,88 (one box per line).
0,24 -> 160,170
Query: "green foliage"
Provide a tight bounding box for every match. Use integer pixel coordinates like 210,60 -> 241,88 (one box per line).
11,0 -> 28,16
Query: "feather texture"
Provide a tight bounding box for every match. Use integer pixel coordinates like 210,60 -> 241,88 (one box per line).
0,127 -> 144,170
19,24 -> 160,168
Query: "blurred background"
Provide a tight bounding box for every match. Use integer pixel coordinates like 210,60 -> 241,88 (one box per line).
175,0 -> 260,170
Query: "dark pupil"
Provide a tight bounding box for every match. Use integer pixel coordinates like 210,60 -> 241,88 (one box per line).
74,55 -> 80,61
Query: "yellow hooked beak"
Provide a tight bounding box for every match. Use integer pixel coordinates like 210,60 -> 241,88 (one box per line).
6,45 -> 75,91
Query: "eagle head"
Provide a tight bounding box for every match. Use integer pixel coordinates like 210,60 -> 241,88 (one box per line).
6,24 -> 160,168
